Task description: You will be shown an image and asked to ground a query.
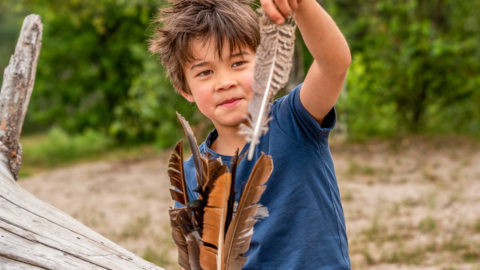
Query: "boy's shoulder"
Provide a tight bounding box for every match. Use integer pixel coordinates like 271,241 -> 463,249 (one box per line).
270,83 -> 336,146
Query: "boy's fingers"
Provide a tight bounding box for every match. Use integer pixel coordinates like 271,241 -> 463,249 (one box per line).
260,0 -> 285,24
273,0 -> 292,18
287,0 -> 298,11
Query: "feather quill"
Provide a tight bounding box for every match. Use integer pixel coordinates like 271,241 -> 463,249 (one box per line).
239,10 -> 296,160
223,154 -> 273,270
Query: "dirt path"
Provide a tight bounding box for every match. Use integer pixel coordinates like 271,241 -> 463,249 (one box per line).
19,137 -> 480,270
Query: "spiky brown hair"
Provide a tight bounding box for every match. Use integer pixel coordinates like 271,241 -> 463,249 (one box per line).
149,0 -> 260,94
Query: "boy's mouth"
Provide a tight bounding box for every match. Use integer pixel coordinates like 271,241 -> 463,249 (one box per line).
219,98 -> 242,108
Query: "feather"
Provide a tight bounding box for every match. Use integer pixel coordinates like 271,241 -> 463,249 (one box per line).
239,10 -> 296,160
169,208 -> 191,270
176,112 -> 208,234
177,111 -> 207,188
199,173 -> 231,270
224,149 -> 241,235
168,140 -> 189,206
223,154 -> 273,270
178,208 -> 202,270
205,153 -> 228,192
168,141 -> 202,270
172,113 -> 272,270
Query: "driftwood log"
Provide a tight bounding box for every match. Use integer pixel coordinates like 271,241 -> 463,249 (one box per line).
0,15 -> 164,270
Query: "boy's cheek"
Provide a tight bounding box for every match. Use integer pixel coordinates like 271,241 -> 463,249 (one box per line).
243,73 -> 255,94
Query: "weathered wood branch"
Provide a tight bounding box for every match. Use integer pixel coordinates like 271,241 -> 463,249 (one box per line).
0,15 -> 166,270
0,154 -> 164,270
0,14 -> 42,180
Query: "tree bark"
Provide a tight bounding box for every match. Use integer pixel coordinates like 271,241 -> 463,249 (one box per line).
0,14 -> 42,180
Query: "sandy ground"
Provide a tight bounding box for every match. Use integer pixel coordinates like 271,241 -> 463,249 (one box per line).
19,136 -> 480,270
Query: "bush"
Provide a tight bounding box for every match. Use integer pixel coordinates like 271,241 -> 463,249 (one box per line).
22,127 -> 112,167
327,0 -> 480,138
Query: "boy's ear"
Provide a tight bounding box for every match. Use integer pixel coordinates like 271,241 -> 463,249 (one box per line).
179,89 -> 195,103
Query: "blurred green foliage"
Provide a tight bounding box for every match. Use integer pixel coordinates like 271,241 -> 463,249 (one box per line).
1,0 -> 479,149
22,127 -> 112,167
326,0 -> 480,138
1,0 -> 198,148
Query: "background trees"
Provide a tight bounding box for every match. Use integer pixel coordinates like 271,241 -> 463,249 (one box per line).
1,0 -> 479,147
327,0 -> 480,138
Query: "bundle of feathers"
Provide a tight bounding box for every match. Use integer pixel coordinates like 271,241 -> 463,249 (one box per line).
168,113 -> 273,270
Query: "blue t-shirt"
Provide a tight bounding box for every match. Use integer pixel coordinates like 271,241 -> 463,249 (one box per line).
180,84 -> 350,269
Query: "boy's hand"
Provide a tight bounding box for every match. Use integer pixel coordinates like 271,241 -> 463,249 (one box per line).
260,0 -> 304,25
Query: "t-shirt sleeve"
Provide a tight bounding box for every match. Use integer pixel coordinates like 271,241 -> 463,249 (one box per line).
271,83 -> 336,145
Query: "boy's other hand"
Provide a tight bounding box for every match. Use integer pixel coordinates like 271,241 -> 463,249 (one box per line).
260,0 -> 304,25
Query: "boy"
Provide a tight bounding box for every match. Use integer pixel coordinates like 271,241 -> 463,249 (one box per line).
150,0 -> 351,269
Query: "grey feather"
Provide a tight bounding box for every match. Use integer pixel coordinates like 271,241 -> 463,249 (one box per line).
239,10 -> 296,160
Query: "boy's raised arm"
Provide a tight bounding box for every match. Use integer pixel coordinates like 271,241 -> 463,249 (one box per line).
261,0 -> 351,123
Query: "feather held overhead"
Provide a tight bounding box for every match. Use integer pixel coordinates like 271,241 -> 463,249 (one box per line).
240,10 -> 296,160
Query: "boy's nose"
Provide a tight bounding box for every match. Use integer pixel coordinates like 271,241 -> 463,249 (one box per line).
214,79 -> 236,91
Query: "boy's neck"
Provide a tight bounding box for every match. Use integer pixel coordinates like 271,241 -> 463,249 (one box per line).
210,125 -> 246,156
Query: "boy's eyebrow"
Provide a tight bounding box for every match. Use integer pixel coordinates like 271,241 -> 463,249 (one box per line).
189,51 -> 251,70
190,61 -> 209,71
230,51 -> 249,58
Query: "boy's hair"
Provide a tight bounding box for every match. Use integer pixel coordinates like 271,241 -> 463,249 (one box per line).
149,0 -> 261,94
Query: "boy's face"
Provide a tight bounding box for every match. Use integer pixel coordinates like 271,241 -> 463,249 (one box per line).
182,37 -> 255,131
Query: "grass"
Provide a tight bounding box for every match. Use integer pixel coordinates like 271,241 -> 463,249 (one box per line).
19,128 -> 163,178
143,246 -> 173,268
418,216 -> 437,233
142,223 -> 178,269
341,190 -> 354,202
474,218 -> 480,233
16,133 -> 480,269
383,246 -> 425,264
347,160 -> 376,176
120,214 -> 152,239
353,197 -> 479,267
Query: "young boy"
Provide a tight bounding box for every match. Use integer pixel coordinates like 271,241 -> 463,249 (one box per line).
150,0 -> 351,269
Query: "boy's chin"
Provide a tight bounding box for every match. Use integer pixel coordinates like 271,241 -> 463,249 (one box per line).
213,115 -> 249,129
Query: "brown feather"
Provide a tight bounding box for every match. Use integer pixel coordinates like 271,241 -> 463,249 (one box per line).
205,154 -> 228,192
169,208 -> 191,270
223,154 -> 273,270
178,209 -> 202,270
172,113 -> 272,270
176,112 -> 208,237
199,173 -> 231,270
168,140 -> 189,205
225,149 -> 243,234
177,112 -> 207,188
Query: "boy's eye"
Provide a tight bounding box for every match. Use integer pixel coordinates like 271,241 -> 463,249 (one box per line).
196,70 -> 213,77
232,61 -> 247,68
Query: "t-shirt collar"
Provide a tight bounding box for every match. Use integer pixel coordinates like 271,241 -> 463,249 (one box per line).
202,128 -> 249,163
